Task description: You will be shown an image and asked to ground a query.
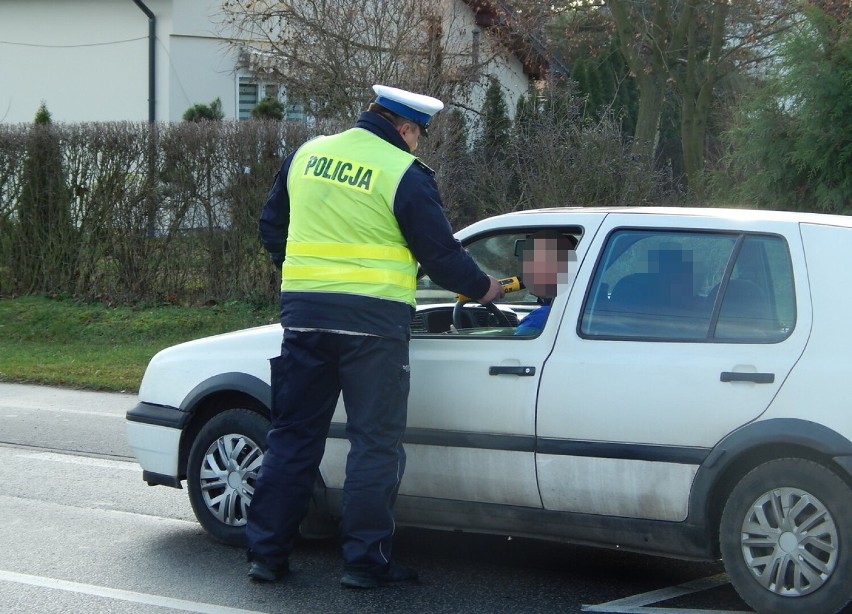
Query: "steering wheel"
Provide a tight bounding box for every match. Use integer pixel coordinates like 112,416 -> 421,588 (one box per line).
452,299 -> 512,330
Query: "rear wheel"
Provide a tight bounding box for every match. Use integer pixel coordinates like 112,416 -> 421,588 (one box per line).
719,458 -> 852,613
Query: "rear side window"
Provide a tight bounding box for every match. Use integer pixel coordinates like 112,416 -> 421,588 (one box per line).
580,230 -> 795,342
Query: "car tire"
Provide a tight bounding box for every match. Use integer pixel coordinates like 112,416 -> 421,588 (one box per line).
719,458 -> 852,614
187,408 -> 269,547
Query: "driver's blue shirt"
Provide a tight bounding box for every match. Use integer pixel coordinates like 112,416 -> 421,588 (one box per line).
515,300 -> 552,336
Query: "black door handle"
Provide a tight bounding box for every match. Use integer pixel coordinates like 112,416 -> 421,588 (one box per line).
720,372 -> 775,384
489,366 -> 536,376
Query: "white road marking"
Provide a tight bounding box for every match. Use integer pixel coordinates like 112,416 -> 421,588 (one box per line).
582,573 -> 752,613
17,451 -> 139,471
0,406 -> 125,418
0,569 -> 269,614
0,493 -> 197,526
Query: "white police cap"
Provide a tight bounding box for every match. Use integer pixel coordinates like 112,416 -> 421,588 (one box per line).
372,84 -> 444,129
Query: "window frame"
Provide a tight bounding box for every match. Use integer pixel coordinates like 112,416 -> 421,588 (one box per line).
236,76 -> 287,120
411,225 -> 583,339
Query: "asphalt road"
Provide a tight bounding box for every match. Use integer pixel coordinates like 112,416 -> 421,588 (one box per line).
0,382 -> 758,614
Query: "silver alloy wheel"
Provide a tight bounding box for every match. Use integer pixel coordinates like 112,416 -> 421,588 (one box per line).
740,486 -> 838,597
198,433 -> 263,527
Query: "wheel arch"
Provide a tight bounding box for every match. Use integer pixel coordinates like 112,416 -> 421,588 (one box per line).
176,372 -> 271,481
689,418 -> 852,557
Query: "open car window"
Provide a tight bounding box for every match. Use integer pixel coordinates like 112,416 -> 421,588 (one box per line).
413,227 -> 582,336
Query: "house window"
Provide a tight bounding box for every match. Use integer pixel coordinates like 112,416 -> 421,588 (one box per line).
286,102 -> 305,121
237,77 -> 284,120
238,79 -> 259,119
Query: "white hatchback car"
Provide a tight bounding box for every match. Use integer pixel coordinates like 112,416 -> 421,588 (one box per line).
127,207 -> 852,613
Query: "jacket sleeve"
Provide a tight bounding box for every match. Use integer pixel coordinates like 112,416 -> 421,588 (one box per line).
394,163 -> 491,301
258,152 -> 296,267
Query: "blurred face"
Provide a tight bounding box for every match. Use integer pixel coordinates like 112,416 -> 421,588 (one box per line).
522,237 -> 571,299
398,122 -> 421,152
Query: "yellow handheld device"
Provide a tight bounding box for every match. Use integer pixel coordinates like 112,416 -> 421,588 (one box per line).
456,276 -> 524,303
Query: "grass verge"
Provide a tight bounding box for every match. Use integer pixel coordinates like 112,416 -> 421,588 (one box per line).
0,296 -> 277,392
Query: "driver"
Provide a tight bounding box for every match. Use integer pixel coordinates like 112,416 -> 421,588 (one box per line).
515,229 -> 574,336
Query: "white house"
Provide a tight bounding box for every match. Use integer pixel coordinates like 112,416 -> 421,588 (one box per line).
0,0 -> 555,124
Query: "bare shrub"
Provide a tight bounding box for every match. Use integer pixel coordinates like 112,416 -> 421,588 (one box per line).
0,110 -> 671,305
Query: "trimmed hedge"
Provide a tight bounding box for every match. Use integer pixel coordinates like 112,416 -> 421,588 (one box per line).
0,111 -> 664,305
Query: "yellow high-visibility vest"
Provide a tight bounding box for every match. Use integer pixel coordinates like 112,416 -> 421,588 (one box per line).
282,128 -> 418,306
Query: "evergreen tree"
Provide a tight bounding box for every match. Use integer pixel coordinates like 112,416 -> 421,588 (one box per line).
466,77 -> 517,217
514,91 -> 535,126
480,76 -> 510,156
440,109 -> 478,229
514,84 -> 548,134
251,96 -> 285,120
183,97 -> 225,122
563,38 -> 638,138
15,101 -> 72,292
722,6 -> 852,212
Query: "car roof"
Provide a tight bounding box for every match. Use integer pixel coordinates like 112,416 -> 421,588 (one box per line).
492,206 -> 852,228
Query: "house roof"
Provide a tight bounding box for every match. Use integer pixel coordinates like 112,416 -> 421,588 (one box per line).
460,0 -> 570,80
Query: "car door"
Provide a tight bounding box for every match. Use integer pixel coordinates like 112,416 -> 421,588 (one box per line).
404,216 -> 607,508
320,213 -> 606,508
535,212 -> 811,522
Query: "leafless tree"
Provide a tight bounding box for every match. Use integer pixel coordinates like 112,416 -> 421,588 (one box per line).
507,0 -> 804,192
217,0 -> 510,119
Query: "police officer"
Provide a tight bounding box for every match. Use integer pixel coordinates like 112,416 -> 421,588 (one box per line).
248,84 -> 505,588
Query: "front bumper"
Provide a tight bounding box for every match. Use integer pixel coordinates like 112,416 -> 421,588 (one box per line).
125,402 -> 189,486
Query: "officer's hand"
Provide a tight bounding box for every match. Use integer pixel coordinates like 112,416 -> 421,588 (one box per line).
478,275 -> 505,305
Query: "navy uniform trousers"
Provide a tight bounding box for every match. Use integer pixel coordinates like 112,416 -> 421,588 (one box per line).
246,328 -> 410,574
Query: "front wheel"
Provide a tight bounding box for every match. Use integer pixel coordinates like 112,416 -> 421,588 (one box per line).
187,409 -> 269,546
719,458 -> 852,614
